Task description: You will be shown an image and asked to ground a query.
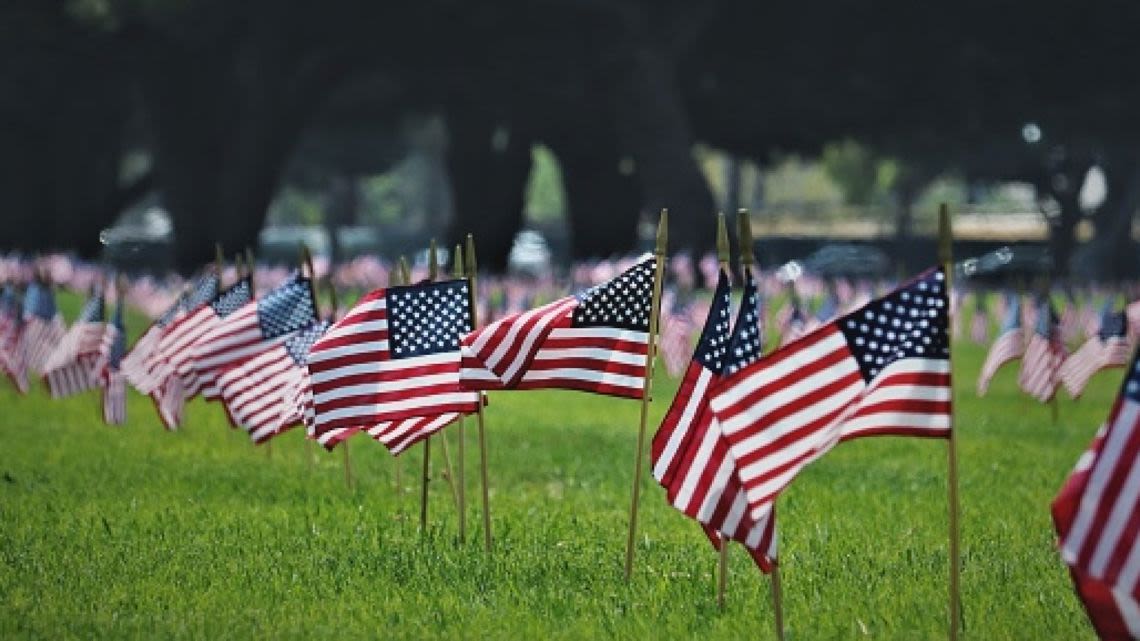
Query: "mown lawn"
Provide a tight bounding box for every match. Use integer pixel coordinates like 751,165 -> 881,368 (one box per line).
0,293 -> 1116,639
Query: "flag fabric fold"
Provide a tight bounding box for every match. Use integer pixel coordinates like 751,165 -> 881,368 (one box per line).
460,257 -> 655,398
1053,348 -> 1140,639
100,294 -> 128,425
217,319 -> 329,444
710,267 -> 951,524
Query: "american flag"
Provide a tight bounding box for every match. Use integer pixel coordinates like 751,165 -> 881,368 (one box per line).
1060,304 -> 1131,399
651,269 -> 776,572
189,274 -> 317,402
100,293 -> 128,425
977,292 -> 1023,396
307,278 -> 480,440
44,289 -> 107,399
122,273 -> 218,394
970,292 -> 990,345
460,257 -> 655,398
1054,348 -> 1140,638
1060,293 -> 1083,346
710,267 -> 951,524
0,284 -> 28,393
217,320 -> 329,444
20,280 -> 66,374
1018,297 -> 1067,403
149,279 -> 252,429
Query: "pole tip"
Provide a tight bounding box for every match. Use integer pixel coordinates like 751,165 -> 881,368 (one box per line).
428,239 -> 439,281
716,212 -> 729,265
737,209 -> 755,267
655,209 -> 668,256
465,234 -> 477,276
938,203 -> 953,265
452,243 -> 464,278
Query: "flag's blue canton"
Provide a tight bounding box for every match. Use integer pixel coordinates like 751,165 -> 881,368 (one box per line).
1034,298 -> 1058,337
108,300 -> 127,369
257,277 -> 317,339
1121,349 -> 1140,404
285,321 -> 330,367
186,274 -> 220,310
24,283 -> 57,320
726,269 -> 763,375
211,279 -> 252,317
0,285 -> 18,315
1000,292 -> 1021,332
573,258 -> 655,331
1099,310 -> 1127,341
694,271 -> 733,375
77,292 -> 105,323
386,279 -> 472,359
839,268 -> 949,382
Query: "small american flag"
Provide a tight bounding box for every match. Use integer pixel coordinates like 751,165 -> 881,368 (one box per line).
1060,303 -> 1131,399
1054,348 -> 1140,637
1018,297 -> 1067,403
651,269 -> 776,572
977,292 -> 1023,396
20,281 -> 66,375
189,274 -> 317,401
0,285 -> 28,393
970,292 -> 990,345
307,278 -> 480,440
44,289 -> 107,399
215,320 -> 326,444
460,257 -> 655,398
122,273 -> 218,394
658,292 -> 700,378
149,279 -> 252,429
100,293 -> 128,425
710,267 -> 951,524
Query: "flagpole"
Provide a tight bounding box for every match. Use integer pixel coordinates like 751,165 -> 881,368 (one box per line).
466,234 -> 493,553
623,209 -> 668,581
770,562 -> 786,641
715,212 -> 731,610
454,244 -> 468,544
939,203 -> 962,641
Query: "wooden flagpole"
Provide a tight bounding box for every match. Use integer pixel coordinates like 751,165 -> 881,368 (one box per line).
215,244 -> 225,280
428,242 -> 461,519
623,209 -> 668,581
453,244 -> 468,544
714,213 -> 731,610
739,208 -> 786,641
939,203 -> 962,641
466,234 -> 493,553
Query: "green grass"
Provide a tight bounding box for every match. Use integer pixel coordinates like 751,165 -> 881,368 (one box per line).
0,296 -> 1115,639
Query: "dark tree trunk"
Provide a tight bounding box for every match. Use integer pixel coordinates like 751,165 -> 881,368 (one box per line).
609,39 -> 716,256
892,171 -> 924,274
445,111 -> 532,272
128,19 -> 353,274
1037,157 -> 1091,281
548,135 -> 641,260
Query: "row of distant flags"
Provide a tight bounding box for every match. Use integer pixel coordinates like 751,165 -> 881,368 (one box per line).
2,216 -> 1140,637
